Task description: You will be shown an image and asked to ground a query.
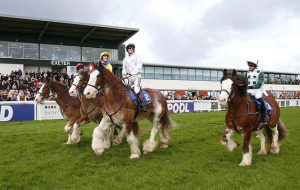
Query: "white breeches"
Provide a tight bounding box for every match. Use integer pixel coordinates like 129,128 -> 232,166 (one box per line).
247,88 -> 263,99
126,74 -> 142,94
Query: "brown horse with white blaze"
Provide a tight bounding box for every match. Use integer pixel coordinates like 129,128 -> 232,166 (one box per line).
35,77 -> 82,144
83,65 -> 174,159
68,71 -> 125,145
218,69 -> 288,166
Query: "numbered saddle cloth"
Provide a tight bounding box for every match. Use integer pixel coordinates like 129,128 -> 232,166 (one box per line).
129,90 -> 152,105
254,98 -> 273,115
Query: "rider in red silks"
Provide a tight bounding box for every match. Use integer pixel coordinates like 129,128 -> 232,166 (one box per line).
76,63 -> 84,73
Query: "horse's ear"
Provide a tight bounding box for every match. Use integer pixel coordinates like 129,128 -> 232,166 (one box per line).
223,69 -> 228,76
232,69 -> 237,76
46,76 -> 51,83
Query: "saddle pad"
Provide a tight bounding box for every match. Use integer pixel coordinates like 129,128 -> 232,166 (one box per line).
254,98 -> 273,115
129,90 -> 152,105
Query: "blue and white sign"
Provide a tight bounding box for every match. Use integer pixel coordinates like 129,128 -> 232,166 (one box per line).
167,101 -> 194,113
0,104 -> 35,122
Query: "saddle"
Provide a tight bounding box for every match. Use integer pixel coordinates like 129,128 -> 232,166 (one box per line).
252,97 -> 273,116
129,89 -> 152,106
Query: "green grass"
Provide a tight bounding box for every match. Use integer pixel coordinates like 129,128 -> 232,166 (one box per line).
0,107 -> 299,190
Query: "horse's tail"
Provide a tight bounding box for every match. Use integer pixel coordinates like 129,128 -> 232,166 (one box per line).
277,118 -> 288,141
161,110 -> 177,129
264,118 -> 288,145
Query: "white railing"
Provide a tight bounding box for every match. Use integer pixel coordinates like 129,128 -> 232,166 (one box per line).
1,99 -> 299,122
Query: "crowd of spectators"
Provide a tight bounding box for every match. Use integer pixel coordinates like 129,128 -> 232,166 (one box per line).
0,69 -> 75,101
1,70 -> 299,101
265,76 -> 300,85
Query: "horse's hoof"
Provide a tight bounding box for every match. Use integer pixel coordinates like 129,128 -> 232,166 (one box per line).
239,162 -> 251,167
112,139 -> 122,146
257,150 -> 268,155
129,154 -> 140,159
270,147 -> 280,154
71,137 -> 81,144
94,149 -> 105,156
160,144 -> 168,149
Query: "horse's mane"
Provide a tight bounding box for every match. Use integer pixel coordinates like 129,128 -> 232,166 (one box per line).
221,69 -> 248,98
50,79 -> 69,92
96,65 -> 125,88
232,73 -> 247,97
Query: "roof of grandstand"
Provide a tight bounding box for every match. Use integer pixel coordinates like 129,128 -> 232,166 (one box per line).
0,14 -> 138,46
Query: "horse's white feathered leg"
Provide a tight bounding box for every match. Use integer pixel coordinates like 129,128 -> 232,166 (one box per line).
270,125 -> 280,154
221,128 -> 238,152
71,122 -> 81,144
91,117 -> 112,156
127,131 -> 141,159
256,129 -> 267,155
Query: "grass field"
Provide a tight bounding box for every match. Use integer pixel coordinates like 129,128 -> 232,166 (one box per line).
0,107 -> 299,190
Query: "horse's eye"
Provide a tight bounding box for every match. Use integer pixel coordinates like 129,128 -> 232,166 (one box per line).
97,74 -> 101,78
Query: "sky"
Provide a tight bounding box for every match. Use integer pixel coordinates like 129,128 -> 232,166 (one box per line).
1,0 -> 300,73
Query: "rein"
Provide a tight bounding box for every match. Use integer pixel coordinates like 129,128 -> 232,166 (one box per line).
89,70 -> 130,125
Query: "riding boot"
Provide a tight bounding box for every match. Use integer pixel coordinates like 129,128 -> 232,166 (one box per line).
258,98 -> 269,127
137,92 -> 147,112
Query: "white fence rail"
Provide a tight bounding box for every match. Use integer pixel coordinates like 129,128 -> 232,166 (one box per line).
1,99 -> 299,122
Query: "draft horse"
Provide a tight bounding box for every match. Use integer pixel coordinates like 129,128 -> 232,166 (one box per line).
35,77 -> 82,144
68,71 -> 125,145
218,69 -> 288,166
83,65 -> 174,159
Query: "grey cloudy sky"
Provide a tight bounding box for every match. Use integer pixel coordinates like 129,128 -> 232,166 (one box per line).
1,0 -> 300,73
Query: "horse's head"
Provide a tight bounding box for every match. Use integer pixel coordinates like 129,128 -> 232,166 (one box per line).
35,77 -> 52,104
69,71 -> 89,97
84,66 -> 105,99
218,69 -> 247,105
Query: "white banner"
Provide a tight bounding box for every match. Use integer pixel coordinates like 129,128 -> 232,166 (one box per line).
36,101 -> 63,120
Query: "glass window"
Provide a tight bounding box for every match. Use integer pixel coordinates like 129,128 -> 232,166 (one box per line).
217,70 -> 223,80
67,46 -> 80,61
82,47 -> 118,62
188,69 -> 195,80
172,68 -> 180,80
180,68 -> 188,80
155,67 -> 163,79
40,44 -> 53,60
24,43 -> 38,59
8,42 -> 23,58
211,70 -> 218,81
54,46 -> 67,60
0,41 -> 8,58
164,67 -> 172,80
268,74 -> 274,84
196,69 -> 203,80
145,66 -> 154,79
203,70 -> 210,81
274,74 -> 280,84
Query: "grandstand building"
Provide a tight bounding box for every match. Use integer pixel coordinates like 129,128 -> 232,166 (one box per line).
1,14 -> 299,99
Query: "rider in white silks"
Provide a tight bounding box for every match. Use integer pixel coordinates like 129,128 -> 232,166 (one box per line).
122,43 -> 146,112
246,60 -> 269,127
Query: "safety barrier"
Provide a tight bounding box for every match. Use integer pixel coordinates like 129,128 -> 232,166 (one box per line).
1,99 -> 299,122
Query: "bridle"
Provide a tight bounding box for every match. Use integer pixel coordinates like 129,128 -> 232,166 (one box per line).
72,76 -> 88,93
221,78 -> 234,103
86,69 -> 130,125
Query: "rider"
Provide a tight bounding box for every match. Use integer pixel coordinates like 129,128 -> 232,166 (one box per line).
122,43 -> 146,112
246,60 -> 269,127
99,51 -> 113,72
76,63 -> 84,73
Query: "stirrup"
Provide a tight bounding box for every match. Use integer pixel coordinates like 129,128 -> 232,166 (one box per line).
139,105 -> 147,112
